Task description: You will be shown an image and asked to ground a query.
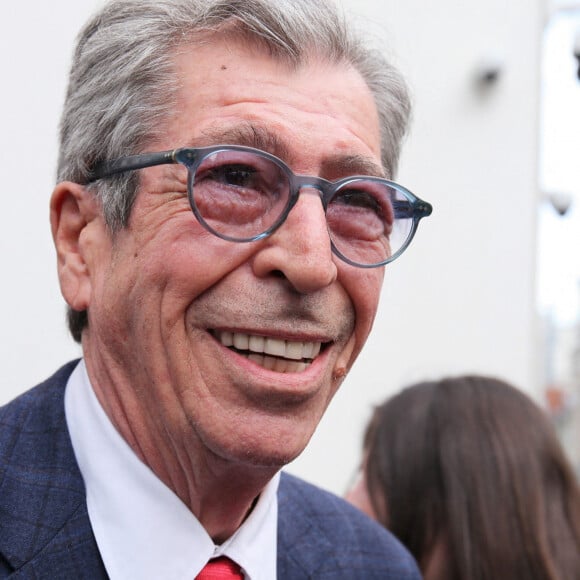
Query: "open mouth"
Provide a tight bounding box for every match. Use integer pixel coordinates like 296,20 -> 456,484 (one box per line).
213,330 -> 323,373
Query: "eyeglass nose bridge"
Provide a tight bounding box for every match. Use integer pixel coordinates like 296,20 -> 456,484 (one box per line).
287,174 -> 336,212
237,174 -> 336,250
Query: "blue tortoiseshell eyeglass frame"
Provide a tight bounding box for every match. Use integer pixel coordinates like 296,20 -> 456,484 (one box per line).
87,144 -> 432,268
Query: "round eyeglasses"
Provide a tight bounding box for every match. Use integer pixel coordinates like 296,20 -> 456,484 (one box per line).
88,145 -> 432,268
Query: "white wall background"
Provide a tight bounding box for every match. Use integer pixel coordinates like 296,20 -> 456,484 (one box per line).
0,0 -> 547,495
0,1 -> 101,392
291,0 -> 548,493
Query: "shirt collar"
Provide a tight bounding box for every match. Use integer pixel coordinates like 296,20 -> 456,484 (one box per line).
65,359 -> 279,580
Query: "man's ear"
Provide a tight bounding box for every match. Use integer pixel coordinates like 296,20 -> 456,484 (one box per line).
50,182 -> 104,312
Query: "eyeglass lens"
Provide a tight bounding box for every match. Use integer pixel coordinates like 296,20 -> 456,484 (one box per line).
188,149 -> 414,267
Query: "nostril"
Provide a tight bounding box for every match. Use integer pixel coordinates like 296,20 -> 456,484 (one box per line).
271,270 -> 286,279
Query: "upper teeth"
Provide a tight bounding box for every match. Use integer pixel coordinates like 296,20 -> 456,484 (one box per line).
217,331 -> 322,361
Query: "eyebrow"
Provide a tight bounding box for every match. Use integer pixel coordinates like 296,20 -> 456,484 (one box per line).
319,154 -> 385,179
192,123 -> 291,162
188,122 -> 386,179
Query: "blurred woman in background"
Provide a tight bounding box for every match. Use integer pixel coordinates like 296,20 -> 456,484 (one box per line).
346,375 -> 580,580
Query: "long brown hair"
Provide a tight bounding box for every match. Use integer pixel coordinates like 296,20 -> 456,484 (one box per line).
363,376 -> 580,580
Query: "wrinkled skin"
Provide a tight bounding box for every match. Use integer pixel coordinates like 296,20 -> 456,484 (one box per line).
51,36 -> 386,540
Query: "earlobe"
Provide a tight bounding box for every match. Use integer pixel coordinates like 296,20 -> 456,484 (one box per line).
50,182 -> 102,312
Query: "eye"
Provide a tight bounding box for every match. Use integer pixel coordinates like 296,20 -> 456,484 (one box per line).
334,189 -> 382,213
205,164 -> 261,189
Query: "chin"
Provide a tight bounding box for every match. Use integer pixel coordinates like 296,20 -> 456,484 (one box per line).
213,425 -> 313,469
238,439 -> 308,468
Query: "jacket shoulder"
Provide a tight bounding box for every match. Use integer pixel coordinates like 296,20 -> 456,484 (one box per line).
277,472 -> 420,579
0,361 -> 104,576
0,360 -> 79,424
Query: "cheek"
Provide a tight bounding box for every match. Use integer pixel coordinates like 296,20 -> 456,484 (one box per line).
131,223 -> 259,302
332,267 -> 382,374
341,267 -> 384,343
126,195 -> 240,291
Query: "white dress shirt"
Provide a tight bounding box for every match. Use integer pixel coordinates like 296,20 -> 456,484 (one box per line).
65,359 -> 279,580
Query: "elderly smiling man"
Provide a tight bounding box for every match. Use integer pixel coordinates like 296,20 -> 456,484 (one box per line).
0,0 -> 431,578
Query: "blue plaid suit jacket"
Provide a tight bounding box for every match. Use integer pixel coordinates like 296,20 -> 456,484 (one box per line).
0,362 -> 420,579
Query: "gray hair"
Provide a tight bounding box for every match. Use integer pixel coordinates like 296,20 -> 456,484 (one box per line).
58,0 -> 411,340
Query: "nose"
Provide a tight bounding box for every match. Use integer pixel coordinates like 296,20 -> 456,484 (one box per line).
251,190 -> 338,294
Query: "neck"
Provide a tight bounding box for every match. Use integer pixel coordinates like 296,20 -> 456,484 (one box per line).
84,347 -> 279,543
184,461 -> 277,543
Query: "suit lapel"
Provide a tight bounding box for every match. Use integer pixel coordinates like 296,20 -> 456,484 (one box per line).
276,472 -> 339,578
0,361 -> 106,576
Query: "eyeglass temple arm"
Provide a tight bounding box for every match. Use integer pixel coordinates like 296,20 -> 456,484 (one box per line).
87,149 -> 179,182
393,199 -> 433,220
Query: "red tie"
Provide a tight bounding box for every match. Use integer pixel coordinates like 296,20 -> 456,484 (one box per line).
196,556 -> 244,579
